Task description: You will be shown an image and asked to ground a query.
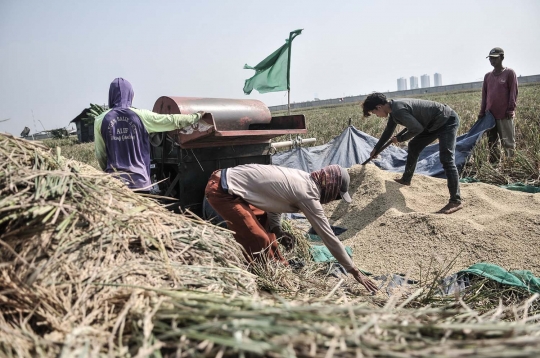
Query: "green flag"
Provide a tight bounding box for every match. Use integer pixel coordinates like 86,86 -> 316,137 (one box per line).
243,29 -> 303,95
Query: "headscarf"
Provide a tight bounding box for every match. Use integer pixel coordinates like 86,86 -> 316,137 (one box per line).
108,78 -> 134,109
310,164 -> 342,204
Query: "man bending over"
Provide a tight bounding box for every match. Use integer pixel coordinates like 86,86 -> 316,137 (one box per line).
362,93 -> 463,214
205,164 -> 378,293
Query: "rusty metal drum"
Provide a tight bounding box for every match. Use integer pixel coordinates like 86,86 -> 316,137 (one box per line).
152,97 -> 272,131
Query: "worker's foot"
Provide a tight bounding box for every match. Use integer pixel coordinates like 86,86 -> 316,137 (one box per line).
437,202 -> 463,214
394,178 -> 411,186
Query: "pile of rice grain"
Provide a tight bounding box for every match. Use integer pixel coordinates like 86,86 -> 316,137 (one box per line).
324,164 -> 540,277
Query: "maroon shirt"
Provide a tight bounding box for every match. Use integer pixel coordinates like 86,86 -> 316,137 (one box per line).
479,68 -> 518,120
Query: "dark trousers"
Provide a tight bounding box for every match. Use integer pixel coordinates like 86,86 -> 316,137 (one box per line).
204,170 -> 287,265
402,112 -> 461,204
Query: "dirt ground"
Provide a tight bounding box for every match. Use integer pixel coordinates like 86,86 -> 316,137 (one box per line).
322,164 -> 540,278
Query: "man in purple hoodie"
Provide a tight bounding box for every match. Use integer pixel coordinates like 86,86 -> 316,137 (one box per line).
94,78 -> 203,190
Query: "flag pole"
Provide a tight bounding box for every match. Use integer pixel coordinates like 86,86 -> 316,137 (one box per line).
287,89 -> 290,115
286,30 -> 300,116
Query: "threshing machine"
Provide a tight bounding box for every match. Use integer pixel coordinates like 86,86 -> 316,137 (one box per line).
149,97 -> 307,217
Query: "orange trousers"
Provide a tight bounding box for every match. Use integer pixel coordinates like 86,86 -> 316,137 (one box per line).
205,170 -> 287,265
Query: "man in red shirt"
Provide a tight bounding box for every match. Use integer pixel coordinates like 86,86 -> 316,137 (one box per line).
478,47 -> 519,163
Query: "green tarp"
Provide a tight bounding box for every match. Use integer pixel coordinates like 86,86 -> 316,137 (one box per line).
460,177 -> 539,193
501,183 -> 540,193
459,263 -> 540,294
309,245 -> 372,277
459,177 -> 480,183
309,245 -> 353,263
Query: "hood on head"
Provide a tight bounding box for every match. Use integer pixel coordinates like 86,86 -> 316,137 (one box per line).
108,78 -> 134,109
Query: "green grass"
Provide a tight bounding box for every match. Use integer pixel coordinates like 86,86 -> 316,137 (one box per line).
42,136 -> 99,169
275,83 -> 540,186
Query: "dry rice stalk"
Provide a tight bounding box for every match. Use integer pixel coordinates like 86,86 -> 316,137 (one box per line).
2,132 -> 540,357
0,132 -> 256,356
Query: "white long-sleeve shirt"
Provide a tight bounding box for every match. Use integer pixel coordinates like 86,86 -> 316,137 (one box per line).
225,164 -> 354,271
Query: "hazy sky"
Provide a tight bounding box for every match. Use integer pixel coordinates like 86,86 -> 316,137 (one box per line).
1,0 -> 539,135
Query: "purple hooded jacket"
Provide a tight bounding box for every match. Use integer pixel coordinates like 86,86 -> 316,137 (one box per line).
101,78 -> 151,189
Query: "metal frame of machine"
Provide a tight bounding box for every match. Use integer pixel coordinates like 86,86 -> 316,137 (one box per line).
150,97 -> 307,216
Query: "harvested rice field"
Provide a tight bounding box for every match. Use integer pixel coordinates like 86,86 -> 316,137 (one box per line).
2,132 -> 540,357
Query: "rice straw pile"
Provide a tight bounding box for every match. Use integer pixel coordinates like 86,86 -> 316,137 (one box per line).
144,290 -> 540,358
0,132 -> 255,355
1,132 -> 540,357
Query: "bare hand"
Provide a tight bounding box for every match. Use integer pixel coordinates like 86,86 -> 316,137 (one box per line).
348,267 -> 378,293
370,148 -> 379,159
272,228 -> 296,250
391,136 -> 399,144
279,234 -> 296,250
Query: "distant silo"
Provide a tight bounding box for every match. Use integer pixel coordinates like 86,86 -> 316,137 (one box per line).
434,73 -> 443,87
421,74 -> 431,88
397,77 -> 408,91
410,76 -> 419,89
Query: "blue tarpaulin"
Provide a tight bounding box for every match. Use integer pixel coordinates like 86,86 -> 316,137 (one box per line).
273,113 -> 496,178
